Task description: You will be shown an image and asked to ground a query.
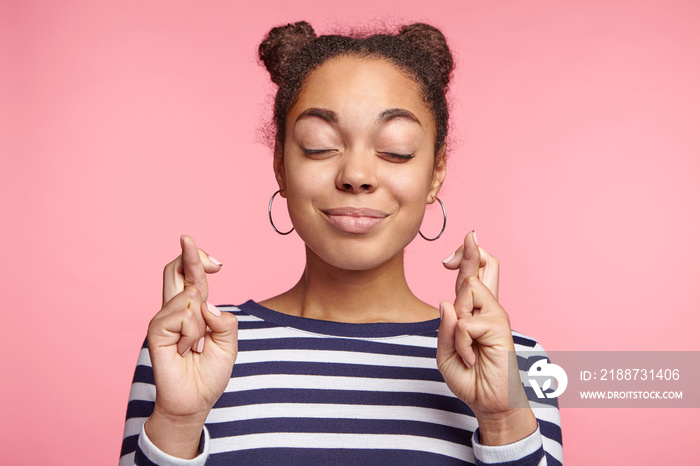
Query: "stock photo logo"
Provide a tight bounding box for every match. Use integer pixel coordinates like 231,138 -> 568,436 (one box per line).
528,359 -> 568,399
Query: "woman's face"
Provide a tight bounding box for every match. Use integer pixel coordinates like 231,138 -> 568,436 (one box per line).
275,55 -> 446,271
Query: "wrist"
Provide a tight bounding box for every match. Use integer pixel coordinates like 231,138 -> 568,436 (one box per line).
145,407 -> 208,459
476,408 -> 537,446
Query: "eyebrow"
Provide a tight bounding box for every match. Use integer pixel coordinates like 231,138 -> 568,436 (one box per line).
295,107 -> 422,126
377,108 -> 422,126
295,108 -> 337,124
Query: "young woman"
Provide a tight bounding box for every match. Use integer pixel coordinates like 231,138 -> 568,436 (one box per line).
120,21 -> 563,465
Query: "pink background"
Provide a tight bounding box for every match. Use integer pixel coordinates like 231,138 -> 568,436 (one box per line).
3,1 -> 699,464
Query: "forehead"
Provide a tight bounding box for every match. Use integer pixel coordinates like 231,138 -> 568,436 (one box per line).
287,56 -> 434,129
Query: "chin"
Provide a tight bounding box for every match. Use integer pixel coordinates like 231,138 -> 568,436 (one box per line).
327,255 -> 390,272
307,239 -> 406,272
295,215 -> 420,271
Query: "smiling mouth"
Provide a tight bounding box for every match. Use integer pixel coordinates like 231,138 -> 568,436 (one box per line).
322,207 -> 388,234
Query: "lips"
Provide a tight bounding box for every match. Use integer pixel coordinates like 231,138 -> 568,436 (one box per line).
322,207 -> 388,234
323,207 -> 388,218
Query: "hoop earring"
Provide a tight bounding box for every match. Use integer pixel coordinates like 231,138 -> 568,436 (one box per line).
419,197 -> 447,241
268,189 -> 294,235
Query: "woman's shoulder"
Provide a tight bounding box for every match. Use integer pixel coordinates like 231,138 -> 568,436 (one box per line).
511,329 -> 550,355
510,331 -> 555,378
511,329 -> 538,348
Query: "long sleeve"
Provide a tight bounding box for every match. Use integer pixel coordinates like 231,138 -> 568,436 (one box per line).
119,339 -> 210,465
470,338 -> 564,465
119,303 -> 563,464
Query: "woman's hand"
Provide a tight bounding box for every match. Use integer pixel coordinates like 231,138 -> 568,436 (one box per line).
437,231 -> 536,445
144,235 -> 238,458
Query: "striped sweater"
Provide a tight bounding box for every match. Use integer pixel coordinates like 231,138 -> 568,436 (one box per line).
120,300 -> 563,465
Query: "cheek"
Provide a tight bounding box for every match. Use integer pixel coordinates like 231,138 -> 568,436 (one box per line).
384,164 -> 434,205
283,160 -> 331,226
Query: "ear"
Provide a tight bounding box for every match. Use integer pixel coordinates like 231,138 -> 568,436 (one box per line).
273,141 -> 287,197
427,145 -> 447,203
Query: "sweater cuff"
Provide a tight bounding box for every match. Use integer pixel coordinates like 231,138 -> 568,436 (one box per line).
472,424 -> 544,465
136,422 -> 210,465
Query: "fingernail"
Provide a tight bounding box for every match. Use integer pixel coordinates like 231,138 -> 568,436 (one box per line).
473,230 -> 478,247
181,347 -> 191,358
442,252 -> 455,264
196,337 -> 205,353
207,301 -> 222,316
439,302 -> 444,320
208,255 -> 222,266
461,356 -> 472,369
180,235 -> 185,249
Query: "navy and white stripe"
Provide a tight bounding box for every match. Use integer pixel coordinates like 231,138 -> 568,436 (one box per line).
120,300 -> 563,465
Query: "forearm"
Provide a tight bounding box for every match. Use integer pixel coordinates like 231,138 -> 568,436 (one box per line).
144,407 -> 207,459
477,407 -> 538,446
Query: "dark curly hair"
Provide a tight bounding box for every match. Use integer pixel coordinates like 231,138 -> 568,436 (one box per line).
258,21 -> 454,160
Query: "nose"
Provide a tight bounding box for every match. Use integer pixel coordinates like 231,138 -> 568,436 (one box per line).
336,148 -> 378,194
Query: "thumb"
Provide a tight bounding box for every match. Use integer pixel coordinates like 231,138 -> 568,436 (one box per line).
443,231 -> 480,295
201,302 -> 238,356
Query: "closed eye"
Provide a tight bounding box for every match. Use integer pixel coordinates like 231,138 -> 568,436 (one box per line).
303,148 -> 415,160
303,148 -> 335,155
380,152 -> 415,160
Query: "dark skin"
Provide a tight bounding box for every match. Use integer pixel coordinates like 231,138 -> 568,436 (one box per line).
143,56 -> 535,459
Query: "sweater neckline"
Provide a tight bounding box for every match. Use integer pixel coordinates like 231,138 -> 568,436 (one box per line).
233,299 -> 441,338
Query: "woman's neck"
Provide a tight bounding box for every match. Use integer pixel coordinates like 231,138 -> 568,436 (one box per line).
259,246 -> 438,323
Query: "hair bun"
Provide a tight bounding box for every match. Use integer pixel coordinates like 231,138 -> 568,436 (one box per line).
398,23 -> 454,89
258,21 -> 317,86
